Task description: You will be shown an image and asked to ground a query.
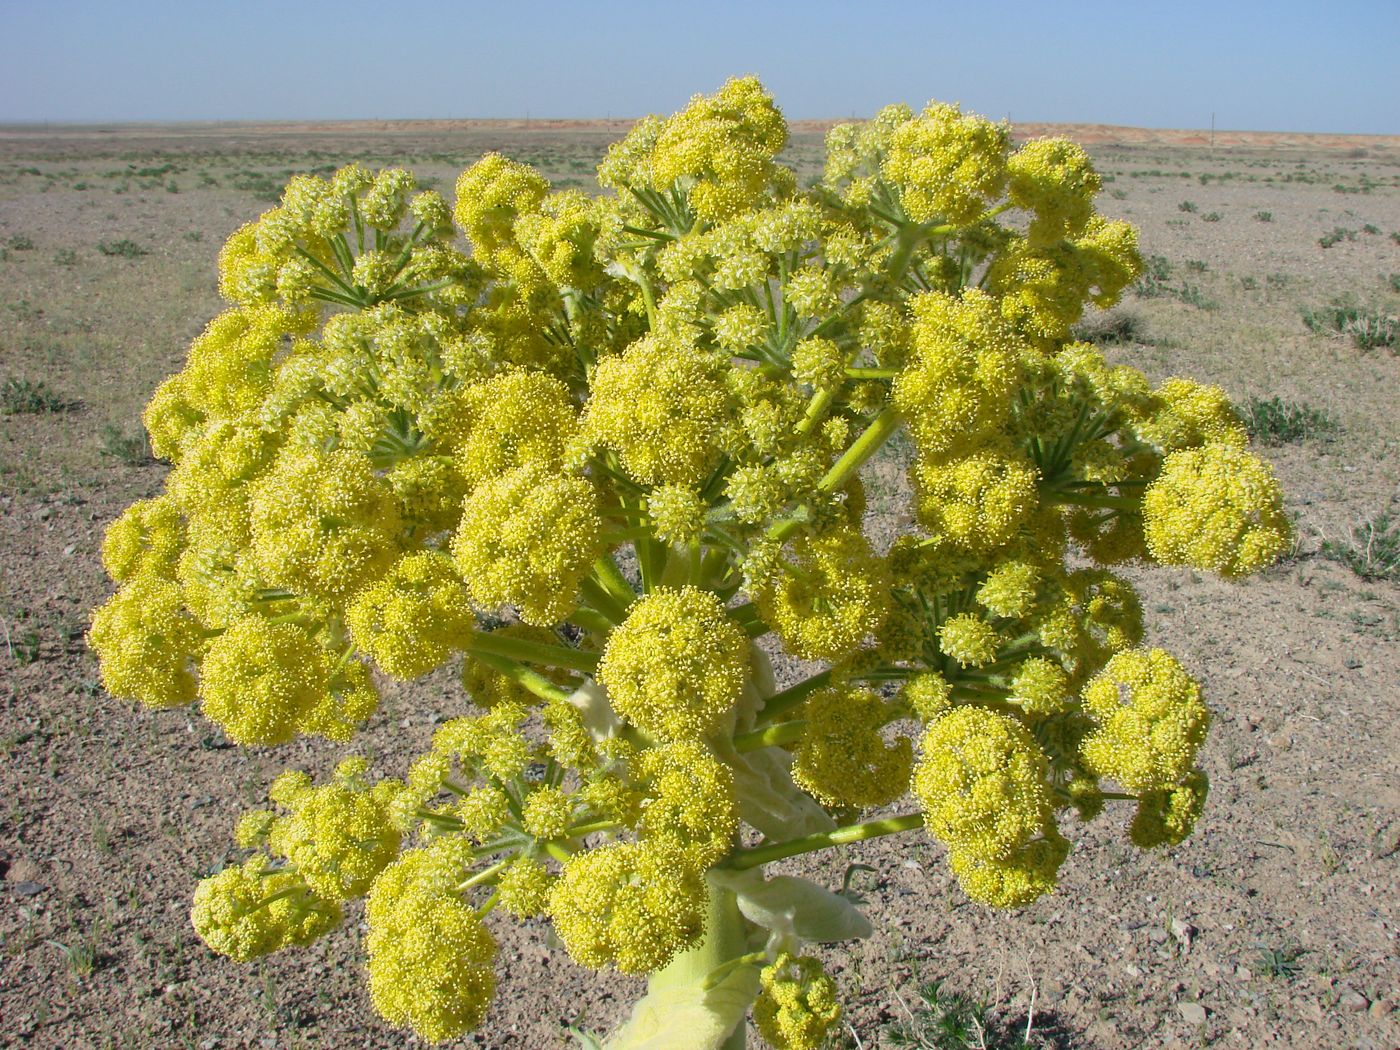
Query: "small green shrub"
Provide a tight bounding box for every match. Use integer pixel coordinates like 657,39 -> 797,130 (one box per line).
1201,211 -> 1222,222
7,234 -> 35,251
1071,311 -> 1144,345
53,248 -> 78,266
1185,259 -> 1209,274
1302,301 -> 1398,351
884,979 -> 1043,1050
98,423 -> 153,465
97,239 -> 149,258
1322,507 -> 1400,581
1362,224 -> 1380,235
2,377 -> 75,414
1318,227 -> 1356,249
1256,944 -> 1309,981
1178,200 -> 1197,213
1254,211 -> 1273,222
1240,396 -> 1337,445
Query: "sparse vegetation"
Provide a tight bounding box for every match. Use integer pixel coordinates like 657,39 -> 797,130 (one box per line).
1202,211 -> 1222,222
1322,506 -> 1400,581
1240,396 -> 1338,445
884,979 -> 1046,1050
1318,227 -> 1357,249
1256,944 -> 1309,981
2,377 -> 76,414
1302,301 -> 1398,351
1254,211 -> 1273,222
1071,310 -> 1143,345
1178,200 -> 1197,213
98,423 -> 153,465
96,239 -> 148,258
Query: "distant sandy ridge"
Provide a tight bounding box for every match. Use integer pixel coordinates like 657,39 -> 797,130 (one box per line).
0,117 -> 1395,152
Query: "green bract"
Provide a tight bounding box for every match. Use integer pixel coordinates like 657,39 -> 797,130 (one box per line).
91,77 -> 1289,1047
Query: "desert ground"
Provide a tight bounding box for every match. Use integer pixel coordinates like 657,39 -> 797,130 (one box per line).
0,118 -> 1397,1049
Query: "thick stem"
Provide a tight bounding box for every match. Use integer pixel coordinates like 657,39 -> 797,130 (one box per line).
646,873 -> 752,1049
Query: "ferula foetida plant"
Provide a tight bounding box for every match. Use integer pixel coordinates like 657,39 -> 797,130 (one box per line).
91,78 -> 1290,1047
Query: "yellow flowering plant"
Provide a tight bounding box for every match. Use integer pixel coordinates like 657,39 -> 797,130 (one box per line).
92,78 -> 1290,1048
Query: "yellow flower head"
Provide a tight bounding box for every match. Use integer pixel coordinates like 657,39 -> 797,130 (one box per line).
634,740 -> 739,868
497,856 -> 554,918
548,842 -> 706,973
365,839 -> 497,1044
755,527 -> 892,661
101,495 -> 186,584
883,102 -> 1008,225
1007,138 -> 1101,243
902,672 -> 954,722
893,289 -> 1023,458
947,830 -> 1069,908
248,447 -> 402,606
1130,769 -> 1209,848
454,370 -> 578,488
584,334 -> 732,487
793,687 -> 912,808
1079,647 -> 1210,792
937,613 -> 1002,668
89,576 -> 200,709
1143,445 -> 1290,578
915,449 -> 1040,553
754,952 -> 843,1050
191,856 -> 340,962
266,768 -> 402,900
1008,657 -> 1073,715
347,551 -> 473,680
452,463 -> 602,626
597,586 -> 748,741
199,617 -> 329,745
1137,378 -> 1247,453
648,76 -> 789,222
913,707 -> 1052,861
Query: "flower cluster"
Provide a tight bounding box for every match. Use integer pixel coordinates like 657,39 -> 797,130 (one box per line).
94,77 -> 1289,1047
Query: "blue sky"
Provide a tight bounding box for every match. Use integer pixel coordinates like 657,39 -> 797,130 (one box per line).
2,1 -> 1397,133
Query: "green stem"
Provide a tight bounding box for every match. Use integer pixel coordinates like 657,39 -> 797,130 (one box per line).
455,859 -> 509,893
733,719 -> 807,753
720,812 -> 924,871
755,668 -> 832,723
468,650 -> 574,703
463,630 -> 598,673
1042,489 -> 1141,512
592,554 -> 638,607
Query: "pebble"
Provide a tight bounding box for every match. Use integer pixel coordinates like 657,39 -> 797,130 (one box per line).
1339,990 -> 1370,1013
1235,965 -> 1254,981
1179,1002 -> 1208,1026
1149,926 -> 1168,944
1170,918 -> 1196,948
1370,999 -> 1394,1018
12,881 -> 45,897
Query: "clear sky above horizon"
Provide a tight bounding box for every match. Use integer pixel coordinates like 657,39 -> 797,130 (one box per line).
2,0 -> 1397,134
